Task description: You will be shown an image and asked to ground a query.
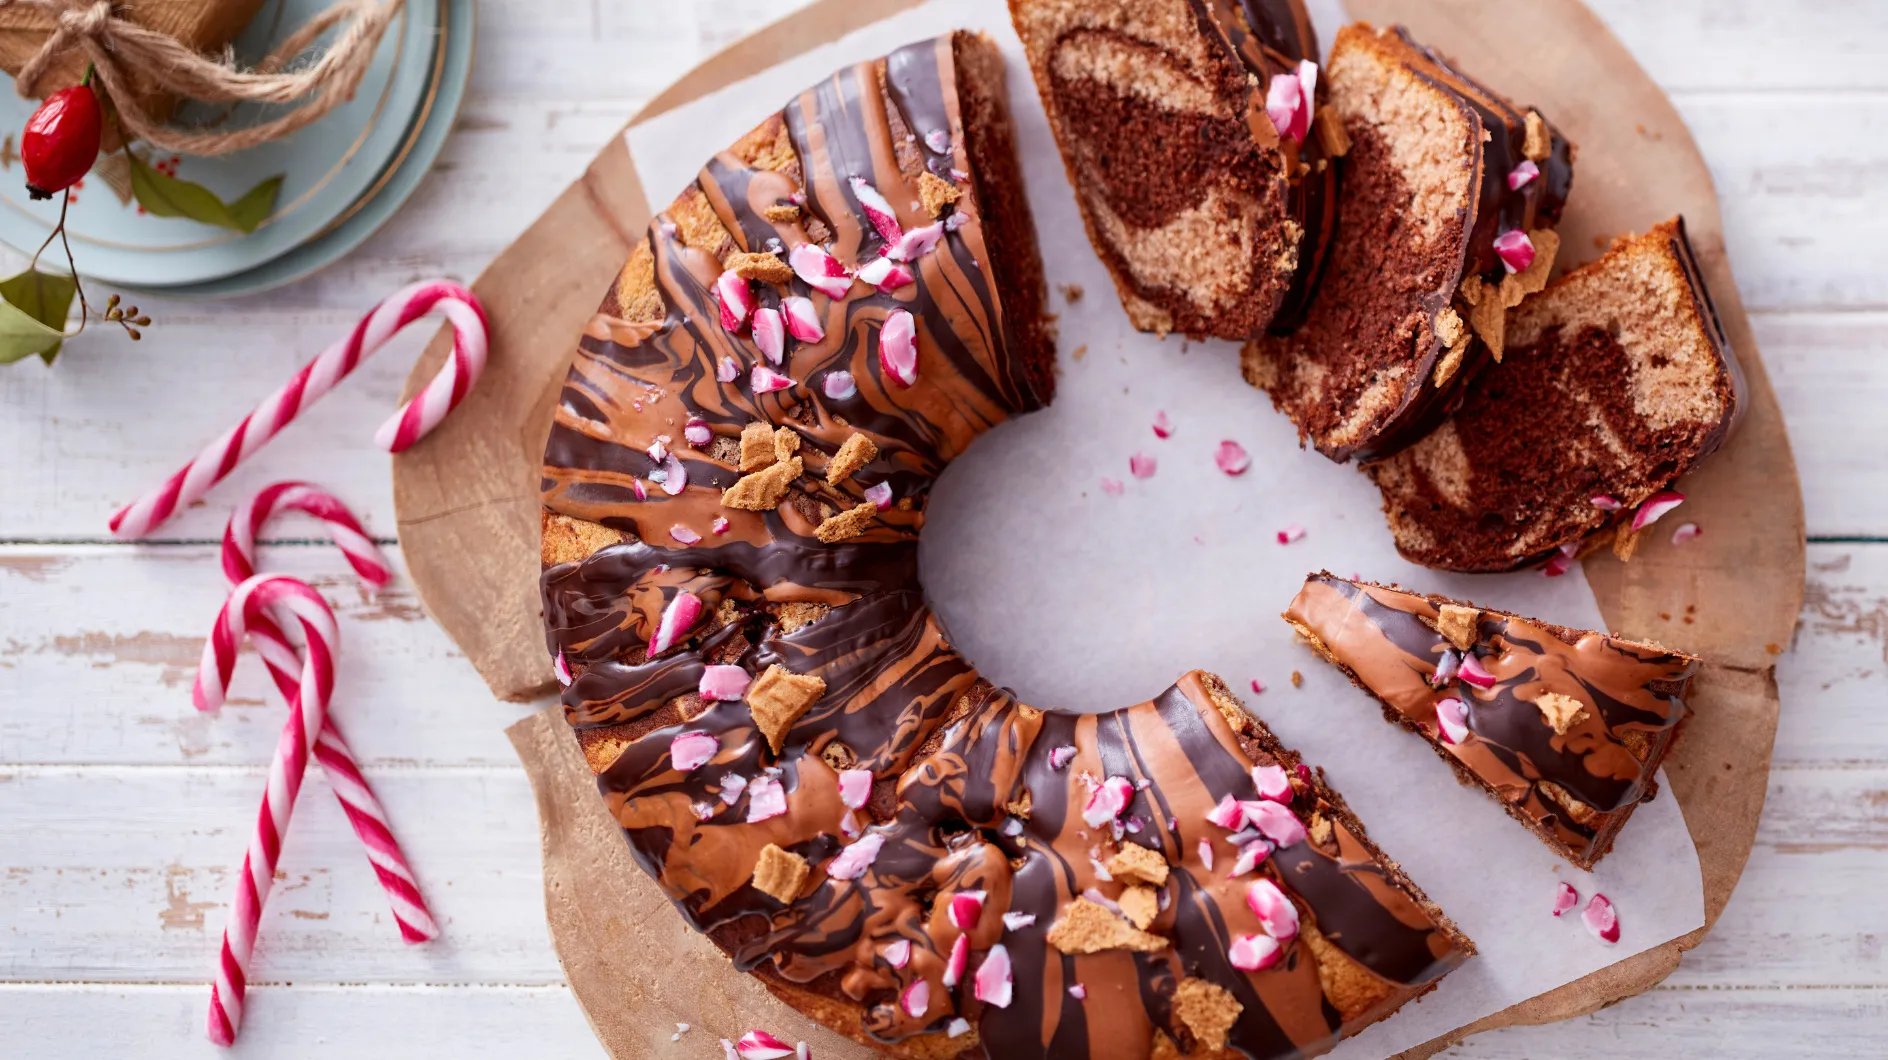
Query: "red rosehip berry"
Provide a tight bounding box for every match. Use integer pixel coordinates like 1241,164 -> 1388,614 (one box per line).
22,84 -> 103,201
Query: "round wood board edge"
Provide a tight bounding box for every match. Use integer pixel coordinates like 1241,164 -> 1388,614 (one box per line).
394,0 -> 1806,1053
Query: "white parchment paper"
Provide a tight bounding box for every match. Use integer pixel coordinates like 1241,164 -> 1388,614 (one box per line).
627,3 -> 1706,1054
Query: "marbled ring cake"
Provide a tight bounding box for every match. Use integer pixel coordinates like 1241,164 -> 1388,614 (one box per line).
538,32 -> 1471,1060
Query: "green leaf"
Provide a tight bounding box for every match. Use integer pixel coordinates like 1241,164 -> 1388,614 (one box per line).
128,152 -> 283,234
0,268 -> 77,366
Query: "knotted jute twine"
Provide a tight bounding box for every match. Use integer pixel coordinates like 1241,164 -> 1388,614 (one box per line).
4,0 -> 403,156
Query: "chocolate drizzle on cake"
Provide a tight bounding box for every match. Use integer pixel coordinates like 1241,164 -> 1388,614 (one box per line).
1285,574 -> 1700,868
539,33 -> 1469,1059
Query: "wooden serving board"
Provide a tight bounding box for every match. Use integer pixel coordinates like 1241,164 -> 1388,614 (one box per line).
391,0 -> 1805,1054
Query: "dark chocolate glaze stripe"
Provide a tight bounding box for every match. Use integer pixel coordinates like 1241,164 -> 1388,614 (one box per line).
1285,575 -> 1697,859
540,36 -> 1465,1059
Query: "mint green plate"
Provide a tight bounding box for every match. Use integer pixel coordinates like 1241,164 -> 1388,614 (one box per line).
149,0 -> 474,299
0,0 -> 440,287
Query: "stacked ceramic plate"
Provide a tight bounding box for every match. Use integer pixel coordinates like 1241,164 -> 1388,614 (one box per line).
0,0 -> 474,298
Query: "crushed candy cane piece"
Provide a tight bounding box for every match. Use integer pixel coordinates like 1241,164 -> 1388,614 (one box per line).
1049,745 -> 1078,770
827,832 -> 885,880
857,255 -> 915,291
1068,983 -> 1087,1000
719,773 -> 747,804
1129,452 -> 1157,479
1251,764 -> 1292,803
1457,653 -> 1498,689
752,307 -> 785,364
1246,878 -> 1300,940
1197,839 -> 1215,871
1583,893 -> 1620,944
670,524 -> 701,545
1590,494 -> 1622,511
1436,697 -> 1471,745
1507,159 -> 1540,190
1206,794 -> 1246,830
1494,229 -> 1536,274
1083,776 -> 1134,827
751,364 -> 796,393
712,516 -> 730,535
900,978 -> 929,1019
1632,490 -> 1686,531
789,243 -> 852,299
736,1031 -> 795,1059
1215,440 -> 1251,475
887,222 -> 945,262
1100,477 -> 1124,496
1277,524 -> 1306,544
1544,542 -> 1578,577
1671,522 -> 1703,545
974,943 -> 1014,1008
553,650 -> 572,687
1229,933 -> 1283,972
1244,800 -> 1307,848
746,775 -> 788,823
925,129 -> 952,153
949,890 -> 987,931
946,1018 -> 970,1039
1002,911 -> 1036,931
883,939 -> 911,968
659,453 -> 688,495
1552,881 -> 1580,917
879,309 -> 919,387
670,731 -> 718,772
838,768 -> 872,809
781,295 -> 825,341
717,356 -> 739,383
822,371 -> 857,400
648,591 -> 703,655
684,417 -> 712,446
849,177 -> 903,243
717,270 -> 756,331
864,482 -> 895,510
699,666 -> 750,701
1152,410 -> 1173,438
942,933 -> 968,987
1228,839 -> 1271,878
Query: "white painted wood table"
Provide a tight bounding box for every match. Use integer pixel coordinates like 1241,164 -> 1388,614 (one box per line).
2,2 -> 1883,1056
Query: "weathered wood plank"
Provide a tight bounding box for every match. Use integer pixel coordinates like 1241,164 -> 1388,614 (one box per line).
1445,985 -> 1888,1058
0,766 -> 558,983
1588,0 -> 1888,92
0,983 -> 607,1058
0,546 -> 539,767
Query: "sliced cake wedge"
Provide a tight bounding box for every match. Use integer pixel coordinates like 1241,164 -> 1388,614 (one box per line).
1243,23 -> 1573,462
1366,217 -> 1741,572
1010,0 -> 1337,339
1285,573 -> 1700,869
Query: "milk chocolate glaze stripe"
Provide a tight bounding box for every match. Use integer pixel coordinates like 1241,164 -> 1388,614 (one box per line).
1286,575 -> 1696,858
542,36 -> 1464,1058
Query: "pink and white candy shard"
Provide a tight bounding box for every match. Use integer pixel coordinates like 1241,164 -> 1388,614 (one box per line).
1246,879 -> 1301,940
1507,159 -> 1540,190
1215,440 -> 1251,475
1197,838 -> 1216,871
1002,911 -> 1036,931
789,243 -> 853,299
1551,881 -> 1580,917
864,482 -> 895,510
882,938 -> 911,969
1250,678 -> 1265,694
1251,764 -> 1292,802
1430,649 -> 1461,687
796,1043 -> 812,1060
746,775 -> 788,823
752,307 -> 785,364
1206,793 -> 1246,830
1228,839 -> 1271,878
1583,893 -> 1621,944
648,591 -> 703,655
1590,493 -> 1622,511
925,128 -> 952,153
736,1031 -> 795,1060
1100,477 -> 1124,496
670,524 -> 701,545
1049,745 -> 1078,770
719,772 -> 748,804
1277,523 -> 1306,544
879,309 -> 919,387
1632,490 -> 1686,531
1436,697 -> 1472,745
1229,932 -> 1283,972
717,270 -> 755,331
857,255 -> 915,292
946,1018 -> 970,1039
1082,775 -> 1134,827
1129,452 -> 1157,479
722,1040 -> 739,1060
975,944 -> 1014,1008
781,295 -> 825,342
887,222 -> 944,262
849,177 -> 903,243
942,933 -> 969,987
900,978 -> 930,1019
949,890 -> 987,930
827,832 -> 885,880
1494,229 -> 1536,274
1244,800 -> 1307,848
1068,983 -> 1087,1000
1671,522 -> 1703,545
1265,60 -> 1317,143
698,665 -> 750,701
712,516 -> 730,535
670,731 -> 719,772
751,365 -> 796,394
1457,653 -> 1498,689
553,650 -> 572,687
632,478 -> 648,501
822,370 -> 857,400
1089,856 -> 1113,882
717,356 -> 739,383
1543,542 -> 1578,577
684,417 -> 713,446
647,437 -> 668,462
659,453 -> 688,495
837,768 -> 872,809
1152,409 -> 1173,438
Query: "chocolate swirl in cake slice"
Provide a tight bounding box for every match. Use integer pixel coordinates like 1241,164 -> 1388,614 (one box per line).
1285,573 -> 1700,869
1243,23 -> 1575,463
538,32 -> 1470,1060
1010,0 -> 1337,340
1366,217 -> 1740,572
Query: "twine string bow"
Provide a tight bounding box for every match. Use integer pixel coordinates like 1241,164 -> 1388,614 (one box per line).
6,0 -> 404,156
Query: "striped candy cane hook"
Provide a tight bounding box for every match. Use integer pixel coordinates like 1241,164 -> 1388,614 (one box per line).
109,281 -> 488,540
220,483 -> 436,948
199,575 -> 339,1047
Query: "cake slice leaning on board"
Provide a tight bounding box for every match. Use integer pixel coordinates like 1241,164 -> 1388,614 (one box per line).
1365,217 -> 1741,572
1284,573 -> 1701,869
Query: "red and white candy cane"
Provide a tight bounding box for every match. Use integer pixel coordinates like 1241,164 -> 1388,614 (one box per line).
221,483 -> 435,947
196,575 -> 340,1047
108,280 -> 488,540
